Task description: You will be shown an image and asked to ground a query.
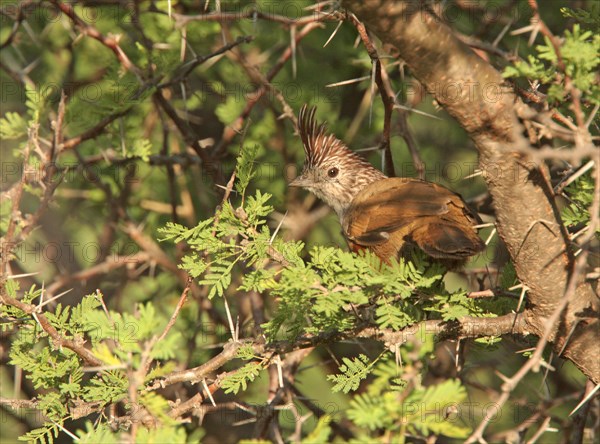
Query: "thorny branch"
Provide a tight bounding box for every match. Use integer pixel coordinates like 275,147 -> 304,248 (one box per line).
148,312 -> 527,391
47,0 -> 142,78
1,1 -> 598,442
0,289 -> 103,366
347,12 -> 426,179
212,21 -> 323,157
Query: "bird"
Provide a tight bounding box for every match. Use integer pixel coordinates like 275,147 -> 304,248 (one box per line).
289,105 -> 485,268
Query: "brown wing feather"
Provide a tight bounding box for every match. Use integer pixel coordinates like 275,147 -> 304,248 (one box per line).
410,223 -> 484,259
345,178 -> 455,240
344,178 -> 483,258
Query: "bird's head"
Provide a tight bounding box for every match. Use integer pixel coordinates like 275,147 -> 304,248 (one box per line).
289,105 -> 385,219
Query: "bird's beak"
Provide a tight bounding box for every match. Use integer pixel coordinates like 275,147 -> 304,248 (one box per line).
289,173 -> 309,188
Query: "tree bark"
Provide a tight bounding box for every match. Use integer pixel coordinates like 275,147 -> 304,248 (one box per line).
341,0 -> 599,383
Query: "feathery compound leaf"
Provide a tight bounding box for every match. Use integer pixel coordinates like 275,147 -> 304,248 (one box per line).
403,379 -> 471,438
127,138 -> 152,162
348,392 -> 390,430
70,295 -> 102,327
179,254 -> 209,278
136,426 -> 187,444
562,173 -> 598,234
238,268 -> 278,292
244,190 -> 273,225
19,423 -> 60,444
82,370 -> 128,404
221,362 -> 263,394
375,297 -> 417,330
303,415 -> 332,443
0,112 -> 28,139
327,354 -> 372,393
158,219 -> 215,243
199,263 -> 234,299
236,344 -> 257,361
235,144 -> 259,196
561,6 -> 600,29
139,392 -> 178,425
503,23 -> 600,104
76,422 -> 120,444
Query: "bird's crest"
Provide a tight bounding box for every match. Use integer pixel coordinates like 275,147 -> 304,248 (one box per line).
297,104 -> 347,168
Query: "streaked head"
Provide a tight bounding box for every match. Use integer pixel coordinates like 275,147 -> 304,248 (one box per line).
290,105 -> 385,218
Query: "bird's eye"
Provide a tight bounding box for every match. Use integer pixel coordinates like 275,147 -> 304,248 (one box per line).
327,167 -> 339,178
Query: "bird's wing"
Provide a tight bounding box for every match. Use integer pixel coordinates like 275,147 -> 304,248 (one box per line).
344,178 -> 477,247
410,222 -> 484,259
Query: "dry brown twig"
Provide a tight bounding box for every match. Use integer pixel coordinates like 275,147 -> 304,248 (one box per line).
466,237 -> 593,442
157,35 -> 254,89
213,21 -> 324,157
147,312 -> 526,393
0,290 -> 103,367
347,12 -> 426,179
2,93 -> 67,275
527,0 -> 586,133
3,1 -> 597,439
48,0 -> 142,79
0,2 -> 28,50
172,8 -> 338,27
347,13 -> 396,177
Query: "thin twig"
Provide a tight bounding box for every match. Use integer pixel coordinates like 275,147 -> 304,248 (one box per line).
48,0 -> 142,78
213,22 -> 322,157
156,276 -> 193,344
347,13 -> 396,177
0,292 -> 103,366
157,35 -> 254,88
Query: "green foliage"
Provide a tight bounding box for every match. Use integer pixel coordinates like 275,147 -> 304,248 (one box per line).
160,189 -> 303,299
75,420 -> 188,444
138,392 -> 178,425
348,392 -> 389,430
216,95 -> 247,125
348,375 -> 471,439
3,1 -> 593,442
236,343 -> 258,361
561,5 -> 600,30
82,370 -> 128,404
0,111 -> 28,139
156,144 -> 500,431
302,415 -> 332,443
127,138 -> 153,162
503,54 -> 556,84
235,144 -> 260,198
327,354 -> 375,393
77,422 -> 120,444
561,172 -> 598,235
135,425 -> 187,444
155,145 -> 494,438
0,83 -> 45,140
18,423 -> 61,444
221,362 -> 264,394
368,357 -> 408,395
375,296 -> 417,330
2,286 -> 183,443
503,22 -> 600,105
159,147 -> 306,301
160,187 -> 301,298
425,291 -> 488,321
261,245 -> 490,342
403,379 -> 471,438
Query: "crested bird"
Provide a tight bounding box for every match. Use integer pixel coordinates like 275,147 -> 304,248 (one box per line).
289,105 -> 485,268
